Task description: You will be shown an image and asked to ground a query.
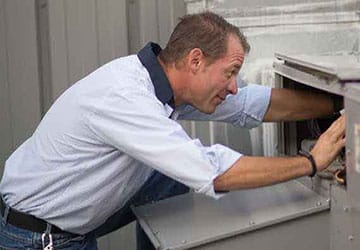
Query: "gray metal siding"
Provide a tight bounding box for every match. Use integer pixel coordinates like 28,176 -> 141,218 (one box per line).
41,0 -> 129,109
0,0 -> 12,175
0,0 -> 42,175
0,0 -> 185,249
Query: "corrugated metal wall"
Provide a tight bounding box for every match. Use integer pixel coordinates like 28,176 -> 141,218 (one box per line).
0,0 -> 42,176
0,0 -> 186,170
0,0 -> 185,249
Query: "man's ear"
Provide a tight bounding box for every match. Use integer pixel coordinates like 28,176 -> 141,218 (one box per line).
187,48 -> 204,73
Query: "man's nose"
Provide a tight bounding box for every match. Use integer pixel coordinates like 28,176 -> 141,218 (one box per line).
227,76 -> 238,95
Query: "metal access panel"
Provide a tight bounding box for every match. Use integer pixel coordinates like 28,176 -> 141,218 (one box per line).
344,84 -> 360,202
133,181 -> 329,250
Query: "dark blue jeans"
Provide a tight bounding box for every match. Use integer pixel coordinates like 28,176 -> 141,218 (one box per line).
0,171 -> 189,250
0,213 -> 97,250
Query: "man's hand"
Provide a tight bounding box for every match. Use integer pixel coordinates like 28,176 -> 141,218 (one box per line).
310,115 -> 346,171
214,115 -> 346,192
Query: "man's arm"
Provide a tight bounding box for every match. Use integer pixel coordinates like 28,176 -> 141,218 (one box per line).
214,115 -> 345,191
263,88 -> 334,122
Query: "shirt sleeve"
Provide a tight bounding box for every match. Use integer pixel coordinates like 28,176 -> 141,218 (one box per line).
85,87 -> 241,199
176,84 -> 271,129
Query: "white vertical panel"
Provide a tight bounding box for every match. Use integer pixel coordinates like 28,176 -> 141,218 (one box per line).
4,0 -> 41,147
261,68 -> 279,156
97,0 -> 128,65
65,0 -> 99,84
0,0 -> 12,172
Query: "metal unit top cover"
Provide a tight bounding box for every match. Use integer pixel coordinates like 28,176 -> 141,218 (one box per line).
275,53 -> 360,82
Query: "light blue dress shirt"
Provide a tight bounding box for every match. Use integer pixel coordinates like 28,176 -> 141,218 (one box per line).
0,43 -> 271,234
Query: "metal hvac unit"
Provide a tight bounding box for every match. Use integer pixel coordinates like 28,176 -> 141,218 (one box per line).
132,52 -> 360,250
274,52 -> 360,250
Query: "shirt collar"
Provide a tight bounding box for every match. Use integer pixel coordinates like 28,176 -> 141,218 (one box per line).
137,42 -> 175,109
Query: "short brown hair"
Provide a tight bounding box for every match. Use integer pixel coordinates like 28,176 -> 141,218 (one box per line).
159,11 -> 250,65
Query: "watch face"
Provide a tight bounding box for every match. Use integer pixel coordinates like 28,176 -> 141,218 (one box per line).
356,124 -> 360,174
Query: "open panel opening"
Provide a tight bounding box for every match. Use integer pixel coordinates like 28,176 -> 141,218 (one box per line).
281,77 -> 346,186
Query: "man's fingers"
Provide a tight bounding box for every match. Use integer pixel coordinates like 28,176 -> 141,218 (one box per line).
336,137 -> 346,149
331,115 -> 345,130
335,116 -> 346,140
325,115 -> 345,140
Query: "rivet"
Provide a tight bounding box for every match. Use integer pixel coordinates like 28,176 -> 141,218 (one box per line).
316,202 -> 322,206
348,235 -> 354,241
344,206 -> 350,212
181,240 -> 187,244
249,221 -> 255,225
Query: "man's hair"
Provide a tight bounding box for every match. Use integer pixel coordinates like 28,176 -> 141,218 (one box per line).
159,11 -> 250,66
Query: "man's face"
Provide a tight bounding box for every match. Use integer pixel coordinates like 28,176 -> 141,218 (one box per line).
189,35 -> 245,114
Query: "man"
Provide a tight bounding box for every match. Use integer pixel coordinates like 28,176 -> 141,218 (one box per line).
0,12 -> 344,250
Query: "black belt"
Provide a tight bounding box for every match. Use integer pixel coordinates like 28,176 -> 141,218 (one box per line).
0,197 -> 71,234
